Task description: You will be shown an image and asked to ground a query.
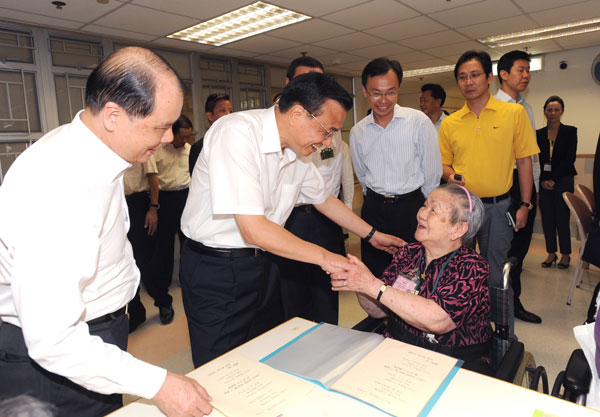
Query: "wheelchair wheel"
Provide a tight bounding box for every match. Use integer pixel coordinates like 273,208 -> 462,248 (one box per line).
515,352 -> 537,388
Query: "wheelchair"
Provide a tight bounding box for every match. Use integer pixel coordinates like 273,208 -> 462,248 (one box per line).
352,257 -> 548,392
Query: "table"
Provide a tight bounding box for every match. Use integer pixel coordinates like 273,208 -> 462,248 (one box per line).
108,318 -> 599,417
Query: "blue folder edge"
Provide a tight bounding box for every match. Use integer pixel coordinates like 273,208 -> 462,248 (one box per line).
259,322 -> 324,363
418,360 -> 463,417
260,322 -> 463,417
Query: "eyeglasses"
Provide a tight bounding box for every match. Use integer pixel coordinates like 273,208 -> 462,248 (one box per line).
366,90 -> 398,100
457,72 -> 485,83
305,109 -> 336,139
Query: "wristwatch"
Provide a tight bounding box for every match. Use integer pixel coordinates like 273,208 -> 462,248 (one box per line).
150,203 -> 160,209
520,201 -> 533,211
376,284 -> 388,302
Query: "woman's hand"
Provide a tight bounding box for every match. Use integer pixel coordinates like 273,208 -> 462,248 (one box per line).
330,254 -> 380,296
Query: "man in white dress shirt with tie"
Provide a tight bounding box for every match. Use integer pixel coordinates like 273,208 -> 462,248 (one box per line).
0,47 -> 212,417
351,57 -> 442,278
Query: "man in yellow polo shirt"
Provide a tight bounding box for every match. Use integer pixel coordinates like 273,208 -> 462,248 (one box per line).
439,50 -> 539,336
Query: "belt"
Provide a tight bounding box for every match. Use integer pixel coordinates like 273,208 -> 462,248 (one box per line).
187,239 -> 263,259
87,306 -> 127,326
366,188 -> 422,203
480,192 -> 509,204
293,204 -> 315,213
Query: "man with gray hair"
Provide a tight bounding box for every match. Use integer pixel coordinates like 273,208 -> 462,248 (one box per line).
0,47 -> 212,417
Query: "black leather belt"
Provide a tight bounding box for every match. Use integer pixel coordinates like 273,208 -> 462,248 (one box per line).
366,188 -> 422,203
187,239 -> 262,259
87,306 -> 127,326
480,192 -> 510,204
293,204 -> 315,213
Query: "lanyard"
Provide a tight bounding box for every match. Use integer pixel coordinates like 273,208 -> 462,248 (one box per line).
417,248 -> 459,294
548,138 -> 555,158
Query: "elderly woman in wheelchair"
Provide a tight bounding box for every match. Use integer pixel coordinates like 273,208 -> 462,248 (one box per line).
331,184 -> 492,374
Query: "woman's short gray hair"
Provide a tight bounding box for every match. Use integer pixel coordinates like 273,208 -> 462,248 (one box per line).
0,395 -> 56,417
439,184 -> 484,246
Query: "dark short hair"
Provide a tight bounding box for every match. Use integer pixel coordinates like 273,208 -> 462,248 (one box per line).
278,72 -> 353,115
497,50 -> 531,85
361,58 -> 403,87
85,47 -> 183,118
543,95 -> 565,111
421,83 -> 446,106
454,50 -> 493,81
205,93 -> 230,114
286,56 -> 324,80
172,114 -> 193,135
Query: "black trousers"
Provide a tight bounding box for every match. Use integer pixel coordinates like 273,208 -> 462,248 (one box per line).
539,175 -> 574,254
180,242 -> 283,367
154,188 -> 188,307
126,192 -> 158,317
277,205 -> 344,325
506,170 -> 537,300
360,189 -> 423,278
0,315 -> 128,417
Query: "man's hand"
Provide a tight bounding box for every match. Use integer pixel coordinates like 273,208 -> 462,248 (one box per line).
153,372 -> 212,417
145,207 -> 158,236
514,206 -> 529,231
320,252 -> 350,274
369,231 -> 406,255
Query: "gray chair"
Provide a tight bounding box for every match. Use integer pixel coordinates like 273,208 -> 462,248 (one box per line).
563,192 -> 592,305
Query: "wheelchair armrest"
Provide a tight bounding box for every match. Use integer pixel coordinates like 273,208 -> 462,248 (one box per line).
494,341 -> 525,383
352,316 -> 386,334
564,349 -> 592,394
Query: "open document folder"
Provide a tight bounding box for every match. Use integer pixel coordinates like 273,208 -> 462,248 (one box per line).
261,323 -> 462,417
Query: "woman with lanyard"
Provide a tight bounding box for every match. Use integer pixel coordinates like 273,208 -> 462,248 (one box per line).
537,95 -> 578,269
330,184 -> 492,374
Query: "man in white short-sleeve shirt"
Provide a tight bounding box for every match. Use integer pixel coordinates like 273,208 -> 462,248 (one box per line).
0,47 -> 212,417
180,73 -> 404,367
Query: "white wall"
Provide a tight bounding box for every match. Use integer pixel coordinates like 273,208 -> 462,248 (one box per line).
518,45 -> 600,154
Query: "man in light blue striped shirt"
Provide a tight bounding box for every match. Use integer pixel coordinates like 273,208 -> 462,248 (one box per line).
350,58 -> 442,277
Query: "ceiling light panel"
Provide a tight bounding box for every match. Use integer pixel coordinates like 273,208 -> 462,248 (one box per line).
167,2 -> 311,47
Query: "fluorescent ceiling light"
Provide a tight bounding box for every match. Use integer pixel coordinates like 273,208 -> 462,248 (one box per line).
480,18 -> 600,48
404,57 -> 543,79
167,2 -> 310,47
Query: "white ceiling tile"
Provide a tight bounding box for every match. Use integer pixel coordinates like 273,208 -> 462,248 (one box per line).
314,32 -> 386,51
402,58 -> 454,70
151,37 -> 216,51
429,0 -> 521,28
318,52 -> 365,67
529,0 -> 600,26
267,19 -> 353,43
130,0 -> 250,20
253,55 -> 294,65
267,0 -> 368,17
93,4 -> 199,36
389,50 -> 434,63
422,40 -> 485,58
396,0 -> 482,14
0,0 -> 122,23
364,15 -> 447,41
226,35 -> 301,54
322,0 -> 419,30
397,30 -> 469,50
553,31 -> 600,49
512,0 -> 589,13
0,8 -> 83,30
456,15 -> 539,39
334,61 -> 372,71
270,45 -> 339,60
491,40 -> 563,57
348,43 -> 412,59
82,25 -> 157,42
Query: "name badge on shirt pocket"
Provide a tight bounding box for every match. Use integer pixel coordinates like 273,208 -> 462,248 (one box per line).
392,272 -> 420,295
544,164 -> 552,172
